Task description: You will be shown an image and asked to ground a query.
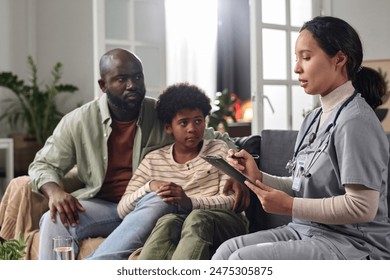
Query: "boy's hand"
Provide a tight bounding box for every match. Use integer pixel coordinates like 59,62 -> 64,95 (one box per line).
150,180 -> 170,192
156,182 -> 192,210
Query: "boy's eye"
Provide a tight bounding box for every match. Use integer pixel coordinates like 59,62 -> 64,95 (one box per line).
179,120 -> 188,126
195,118 -> 203,125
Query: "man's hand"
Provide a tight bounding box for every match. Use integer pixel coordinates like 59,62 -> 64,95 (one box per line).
223,178 -> 250,213
40,182 -> 85,227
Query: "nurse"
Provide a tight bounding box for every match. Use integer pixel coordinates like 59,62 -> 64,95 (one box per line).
212,16 -> 390,260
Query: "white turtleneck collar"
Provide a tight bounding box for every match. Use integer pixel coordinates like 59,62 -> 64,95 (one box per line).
320,81 -> 355,113
319,81 -> 355,126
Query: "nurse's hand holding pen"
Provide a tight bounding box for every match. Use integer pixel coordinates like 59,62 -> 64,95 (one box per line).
226,149 -> 262,182
227,149 -> 294,216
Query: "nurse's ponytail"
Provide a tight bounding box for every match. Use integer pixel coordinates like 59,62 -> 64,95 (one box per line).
352,66 -> 388,109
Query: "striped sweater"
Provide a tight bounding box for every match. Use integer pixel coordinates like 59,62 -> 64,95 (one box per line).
117,139 -> 234,219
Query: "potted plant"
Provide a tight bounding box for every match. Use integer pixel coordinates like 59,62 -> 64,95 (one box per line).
0,56 -> 78,174
0,233 -> 28,260
375,67 -> 390,122
208,88 -> 237,133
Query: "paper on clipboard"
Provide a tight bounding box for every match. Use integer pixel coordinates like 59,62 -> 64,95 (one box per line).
201,156 -> 256,186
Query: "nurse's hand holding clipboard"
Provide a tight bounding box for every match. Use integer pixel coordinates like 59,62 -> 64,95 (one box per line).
227,149 -> 294,216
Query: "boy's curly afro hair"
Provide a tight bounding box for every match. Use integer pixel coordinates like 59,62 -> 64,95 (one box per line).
157,82 -> 212,124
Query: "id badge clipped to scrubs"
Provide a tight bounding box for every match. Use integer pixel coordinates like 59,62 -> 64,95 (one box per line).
292,154 -> 307,192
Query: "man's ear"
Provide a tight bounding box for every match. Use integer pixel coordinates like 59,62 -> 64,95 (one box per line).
165,123 -> 173,134
98,79 -> 106,92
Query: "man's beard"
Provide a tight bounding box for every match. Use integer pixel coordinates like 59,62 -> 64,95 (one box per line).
106,90 -> 144,112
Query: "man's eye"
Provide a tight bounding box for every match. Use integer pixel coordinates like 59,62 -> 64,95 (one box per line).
195,119 -> 203,124
179,121 -> 187,126
302,57 -> 310,60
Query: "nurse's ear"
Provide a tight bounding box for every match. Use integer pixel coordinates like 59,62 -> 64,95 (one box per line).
335,51 -> 347,67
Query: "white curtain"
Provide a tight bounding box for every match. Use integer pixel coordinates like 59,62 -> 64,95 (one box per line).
165,0 -> 218,100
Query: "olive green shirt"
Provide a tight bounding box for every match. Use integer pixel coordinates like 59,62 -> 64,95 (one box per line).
28,93 -> 236,200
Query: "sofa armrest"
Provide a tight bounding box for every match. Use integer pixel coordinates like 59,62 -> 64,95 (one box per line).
234,135 -> 261,165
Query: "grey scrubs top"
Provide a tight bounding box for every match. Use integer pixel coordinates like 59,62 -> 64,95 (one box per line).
289,93 -> 390,259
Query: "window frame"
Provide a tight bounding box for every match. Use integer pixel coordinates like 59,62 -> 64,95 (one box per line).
249,0 -> 321,134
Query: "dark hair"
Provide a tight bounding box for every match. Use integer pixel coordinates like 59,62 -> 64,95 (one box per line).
301,16 -> 384,109
157,82 -> 212,124
353,67 -> 387,109
300,16 -> 362,81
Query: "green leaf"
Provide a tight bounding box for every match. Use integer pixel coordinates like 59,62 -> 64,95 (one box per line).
0,232 -> 29,260
0,56 -> 79,144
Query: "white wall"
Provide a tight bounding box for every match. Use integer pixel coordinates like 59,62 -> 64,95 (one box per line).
0,0 -> 34,137
0,0 -> 34,76
0,0 -> 95,138
0,0 -> 12,72
35,0 -> 95,112
326,0 -> 390,60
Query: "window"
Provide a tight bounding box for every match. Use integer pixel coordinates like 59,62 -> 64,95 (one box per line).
99,0 -> 218,100
97,0 -> 166,98
165,0 -> 218,99
250,0 -> 320,133
98,0 -> 320,131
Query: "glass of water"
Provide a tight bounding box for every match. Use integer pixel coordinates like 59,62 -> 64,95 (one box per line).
52,236 -> 74,260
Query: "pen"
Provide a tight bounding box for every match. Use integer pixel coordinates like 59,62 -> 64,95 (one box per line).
228,154 -> 244,160
228,154 -> 260,160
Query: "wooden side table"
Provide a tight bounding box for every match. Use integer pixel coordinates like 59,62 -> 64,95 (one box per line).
0,138 -> 14,190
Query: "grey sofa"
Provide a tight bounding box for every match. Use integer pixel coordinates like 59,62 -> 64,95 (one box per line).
1,129 -> 389,259
235,129 -> 390,233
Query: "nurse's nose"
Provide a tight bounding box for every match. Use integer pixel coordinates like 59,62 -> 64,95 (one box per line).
294,61 -> 302,74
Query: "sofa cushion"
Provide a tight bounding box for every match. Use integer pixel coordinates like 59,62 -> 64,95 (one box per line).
259,130 -> 298,176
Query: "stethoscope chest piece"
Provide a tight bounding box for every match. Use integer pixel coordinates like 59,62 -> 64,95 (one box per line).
286,159 -> 296,174
285,89 -> 358,176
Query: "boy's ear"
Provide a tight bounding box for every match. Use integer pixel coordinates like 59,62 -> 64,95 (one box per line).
164,123 -> 173,134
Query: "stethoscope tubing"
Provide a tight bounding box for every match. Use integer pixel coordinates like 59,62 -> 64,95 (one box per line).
288,90 -> 359,173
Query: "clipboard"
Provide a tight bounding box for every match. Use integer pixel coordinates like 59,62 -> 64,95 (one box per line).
201,156 -> 256,186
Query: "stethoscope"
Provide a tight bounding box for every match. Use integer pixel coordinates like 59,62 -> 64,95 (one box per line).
286,89 -> 359,176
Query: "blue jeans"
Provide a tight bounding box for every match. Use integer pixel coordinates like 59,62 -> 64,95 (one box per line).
86,192 -> 180,260
39,197 -> 122,260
